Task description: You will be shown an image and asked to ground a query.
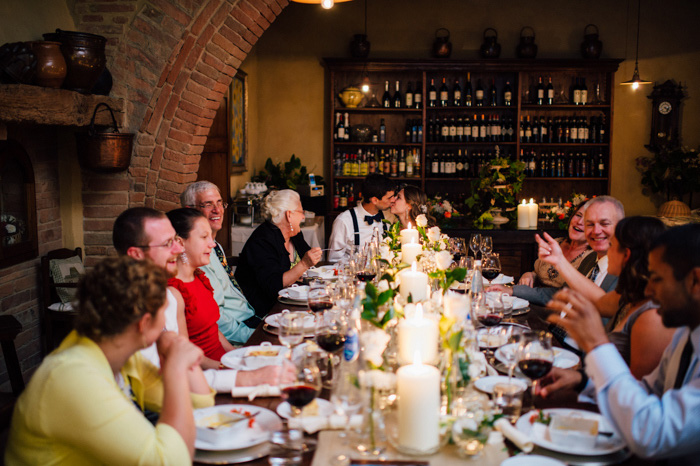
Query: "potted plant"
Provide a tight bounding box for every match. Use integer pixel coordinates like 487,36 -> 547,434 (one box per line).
463,157 -> 526,228
635,146 -> 700,215
251,154 -> 324,190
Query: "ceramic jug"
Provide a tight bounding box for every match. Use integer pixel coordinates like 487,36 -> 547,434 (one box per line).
580,24 -> 603,59
516,27 -> 538,59
432,28 -> 452,58
480,28 -> 501,59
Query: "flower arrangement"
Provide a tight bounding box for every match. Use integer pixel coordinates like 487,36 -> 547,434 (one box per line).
635,146 -> 700,207
464,157 -> 526,228
544,193 -> 590,230
428,195 -> 461,227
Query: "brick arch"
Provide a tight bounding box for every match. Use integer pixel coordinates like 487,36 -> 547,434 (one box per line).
77,0 -> 288,265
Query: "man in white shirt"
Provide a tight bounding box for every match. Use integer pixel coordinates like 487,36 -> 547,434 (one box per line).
181,181 -> 258,343
328,174 -> 396,262
547,224 -> 700,464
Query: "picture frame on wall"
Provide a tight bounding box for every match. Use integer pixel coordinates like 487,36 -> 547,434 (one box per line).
229,69 -> 248,174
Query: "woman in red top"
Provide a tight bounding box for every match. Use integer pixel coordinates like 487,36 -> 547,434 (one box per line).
166,208 -> 234,368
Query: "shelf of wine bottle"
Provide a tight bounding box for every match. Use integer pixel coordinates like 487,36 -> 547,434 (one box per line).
335,142 -> 423,147
426,106 -> 516,111
520,104 -> 609,110
334,175 -> 422,181
426,141 -> 517,146
520,143 -> 608,147
339,107 -> 423,114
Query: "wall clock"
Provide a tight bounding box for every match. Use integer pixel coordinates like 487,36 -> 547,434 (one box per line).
647,80 -> 685,151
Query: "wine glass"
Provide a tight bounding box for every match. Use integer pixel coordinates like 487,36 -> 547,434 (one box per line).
481,253 -> 501,286
331,278 -> 355,310
480,236 -> 493,256
475,296 -> 505,328
315,309 -> 348,388
356,247 -> 378,283
498,328 -> 524,384
308,279 -> 333,312
280,348 -> 323,449
517,331 -> 554,412
278,311 -> 306,356
469,233 -> 482,260
449,238 -> 467,265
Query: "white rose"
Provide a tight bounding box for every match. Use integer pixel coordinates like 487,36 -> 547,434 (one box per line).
377,279 -> 390,293
359,369 -> 397,390
427,226 -> 441,242
435,250 -> 453,270
415,214 -> 428,227
383,235 -> 392,244
443,200 -> 453,212
439,240 -> 447,251
360,329 -> 391,367
379,244 -> 393,262
6,224 -> 16,234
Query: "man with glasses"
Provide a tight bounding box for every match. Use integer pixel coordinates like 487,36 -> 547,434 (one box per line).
181,181 -> 258,343
113,207 -> 288,392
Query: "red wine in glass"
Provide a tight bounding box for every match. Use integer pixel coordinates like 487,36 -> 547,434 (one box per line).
453,252 -> 464,263
518,358 -> 553,380
282,384 -> 318,409
309,300 -> 333,312
356,272 -> 376,282
482,268 -> 500,281
316,331 -> 346,353
478,314 -> 503,327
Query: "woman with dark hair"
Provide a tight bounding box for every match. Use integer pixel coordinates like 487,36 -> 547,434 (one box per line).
538,216 -> 675,398
167,208 -> 236,368
390,184 -> 436,228
6,257 -> 213,464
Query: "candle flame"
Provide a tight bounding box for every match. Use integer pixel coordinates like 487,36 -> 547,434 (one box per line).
522,199 -> 527,205
529,198 -> 534,204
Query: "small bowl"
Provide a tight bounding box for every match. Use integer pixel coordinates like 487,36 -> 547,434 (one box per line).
195,411 -> 248,445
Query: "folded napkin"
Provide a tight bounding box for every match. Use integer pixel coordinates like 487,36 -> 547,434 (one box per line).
495,418 -> 533,453
484,274 -> 515,285
231,384 -> 281,400
288,414 -> 362,434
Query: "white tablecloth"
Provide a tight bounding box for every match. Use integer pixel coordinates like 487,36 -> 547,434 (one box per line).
230,217 -> 325,257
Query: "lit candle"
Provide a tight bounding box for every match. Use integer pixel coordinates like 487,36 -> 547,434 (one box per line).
443,291 -> 470,321
528,198 -> 538,229
517,199 -> 529,229
400,223 -> 419,245
398,303 -> 439,365
398,262 -> 428,302
401,239 -> 421,265
397,355 -> 441,452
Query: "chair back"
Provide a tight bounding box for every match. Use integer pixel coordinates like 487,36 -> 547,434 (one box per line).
40,247 -> 82,354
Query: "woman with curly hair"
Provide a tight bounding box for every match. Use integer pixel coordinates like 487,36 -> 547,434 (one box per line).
235,189 -> 322,316
390,184 -> 436,228
5,257 -> 213,465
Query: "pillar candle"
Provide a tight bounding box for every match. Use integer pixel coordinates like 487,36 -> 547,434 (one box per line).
397,362 -> 441,452
443,291 -> 470,321
517,199 -> 529,229
398,263 -> 428,302
528,198 -> 538,228
401,240 -> 421,265
398,304 -> 438,365
400,223 -> 419,245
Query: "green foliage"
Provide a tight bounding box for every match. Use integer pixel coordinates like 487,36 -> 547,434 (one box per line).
428,267 -> 467,293
361,282 -> 399,329
251,154 -> 324,189
635,147 -> 700,205
462,157 -> 525,226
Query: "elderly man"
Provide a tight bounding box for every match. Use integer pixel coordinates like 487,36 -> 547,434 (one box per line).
547,224 -> 700,464
113,207 -> 285,391
181,181 -> 258,343
497,195 -> 624,306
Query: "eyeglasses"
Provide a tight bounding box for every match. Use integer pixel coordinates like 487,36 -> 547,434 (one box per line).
136,236 -> 182,250
290,209 -> 305,215
194,200 -> 228,210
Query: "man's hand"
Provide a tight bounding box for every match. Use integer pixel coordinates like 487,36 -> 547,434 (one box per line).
235,361 -> 296,386
535,367 -> 582,398
546,288 -> 609,354
486,284 -> 513,295
518,272 -> 536,287
535,233 -> 565,268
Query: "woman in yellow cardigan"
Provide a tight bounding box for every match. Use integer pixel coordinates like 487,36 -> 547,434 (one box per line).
5,256 -> 215,465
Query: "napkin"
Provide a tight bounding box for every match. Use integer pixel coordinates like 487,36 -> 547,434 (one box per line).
484,274 -> 514,285
288,414 -> 362,434
231,384 -> 281,400
495,418 -> 533,453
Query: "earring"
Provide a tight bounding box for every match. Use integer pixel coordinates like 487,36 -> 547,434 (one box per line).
290,224 -> 294,233
181,252 -> 189,264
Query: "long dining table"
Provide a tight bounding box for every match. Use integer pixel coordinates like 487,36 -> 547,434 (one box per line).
195,298 -> 654,466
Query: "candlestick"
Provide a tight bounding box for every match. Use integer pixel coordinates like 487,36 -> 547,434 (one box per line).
517,199 -> 529,229
398,304 -> 438,365
398,263 -> 428,302
401,240 -> 421,265
400,223 -> 419,245
397,361 -> 441,452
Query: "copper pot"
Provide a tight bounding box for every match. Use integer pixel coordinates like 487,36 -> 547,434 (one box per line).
30,41 -> 67,88
44,29 -> 106,94
516,27 -> 538,59
480,28 -> 501,59
75,103 -> 133,172
580,24 -> 603,59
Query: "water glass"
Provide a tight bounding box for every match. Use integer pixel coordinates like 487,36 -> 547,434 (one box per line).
492,383 -> 524,424
308,280 -> 332,312
469,233 -> 482,259
480,236 -> 493,256
278,311 -> 305,352
268,429 -> 304,466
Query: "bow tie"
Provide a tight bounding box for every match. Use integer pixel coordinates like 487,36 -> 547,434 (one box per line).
364,212 -> 384,225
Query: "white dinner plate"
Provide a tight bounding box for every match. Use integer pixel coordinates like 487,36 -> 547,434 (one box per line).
477,327 -> 510,349
194,405 -> 282,451
501,455 -> 566,466
485,292 -> 529,310
264,312 -> 317,332
279,285 -> 309,301
276,398 -> 334,420
495,344 -> 580,369
220,343 -> 289,370
277,296 -> 309,307
515,408 -> 626,456
306,265 -> 339,280
483,274 -> 514,286
474,375 -> 527,394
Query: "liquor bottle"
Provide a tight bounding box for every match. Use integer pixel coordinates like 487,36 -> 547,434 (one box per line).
503,81 -> 512,106
490,79 -> 498,106
546,77 -> 554,105
599,115 -> 606,143
572,77 -> 582,105
342,152 -> 350,176
393,80 -> 402,108
414,82 -> 422,109
333,150 -> 342,176
390,151 -> 398,177
368,149 -> 376,174
398,150 -> 406,177
382,80 -> 391,108
439,151 -> 446,177
339,185 -> 348,208
580,78 -> 588,105
570,118 -> 578,143
405,81 -> 414,108
580,151 -> 589,177
439,77 -> 449,107
597,150 -> 606,177
475,79 -> 484,106
334,112 -> 344,141
453,78 -> 462,106
413,149 -> 421,175
406,150 -> 414,177
417,121 -> 423,143
405,120 -> 412,143
532,116 -> 540,143
540,117 -> 548,144
333,182 -> 340,209
528,150 -> 536,177
428,78 -> 437,107
359,150 -> 369,176
464,72 -> 473,107
536,76 -> 545,105
379,118 -> 386,143
348,184 -> 355,205
506,117 -> 515,142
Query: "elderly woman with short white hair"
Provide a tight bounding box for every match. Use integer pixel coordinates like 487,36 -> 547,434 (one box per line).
235,189 -> 322,316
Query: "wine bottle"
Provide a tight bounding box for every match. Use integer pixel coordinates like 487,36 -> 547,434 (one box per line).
414,82 -> 422,109
475,79 -> 484,106
413,149 -> 421,175
398,149 -> 406,177
503,81 -> 512,106
572,77 -> 581,105
479,114 -> 487,141
440,117 -> 449,142
333,182 -> 340,209
455,116 -> 464,142
428,78 -> 437,107
464,72 -> 473,107
431,150 -> 439,176
580,78 -> 588,105
393,80 -> 402,108
546,77 -> 554,105
536,76 -> 544,105
405,81 -> 413,108
334,112 -> 344,141
456,149 -> 464,177
453,78 -> 462,106
463,115 -> 471,142
449,116 -> 457,142
490,78 -> 498,106
405,150 -> 414,177
439,77 -> 449,107
379,118 -> 386,143
343,112 -> 350,141
382,80 -> 391,108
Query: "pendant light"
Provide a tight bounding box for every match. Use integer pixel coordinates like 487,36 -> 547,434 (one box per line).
291,0 -> 353,9
621,0 -> 651,89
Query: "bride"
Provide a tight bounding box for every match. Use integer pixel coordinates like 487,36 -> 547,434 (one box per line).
390,185 -> 436,228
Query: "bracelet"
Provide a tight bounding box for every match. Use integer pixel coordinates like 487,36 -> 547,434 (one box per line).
574,367 -> 589,392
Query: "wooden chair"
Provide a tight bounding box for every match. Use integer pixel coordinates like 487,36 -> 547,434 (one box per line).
0,314 -> 24,429
40,248 -> 82,354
